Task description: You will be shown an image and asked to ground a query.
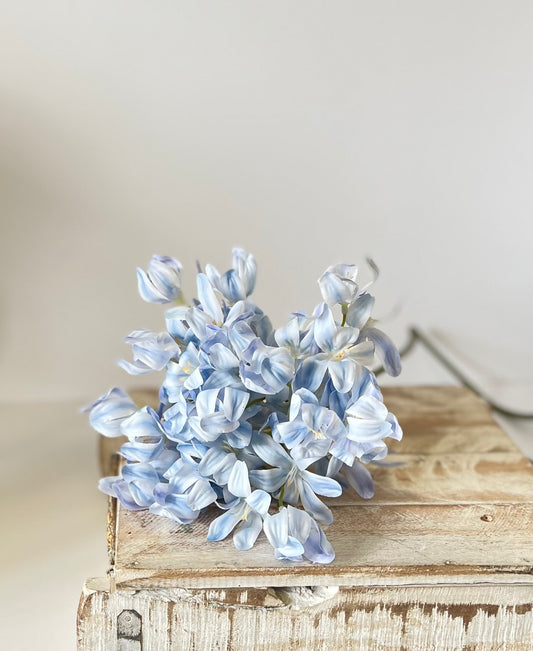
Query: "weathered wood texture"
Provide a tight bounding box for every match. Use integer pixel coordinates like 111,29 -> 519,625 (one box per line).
79,386 -> 533,650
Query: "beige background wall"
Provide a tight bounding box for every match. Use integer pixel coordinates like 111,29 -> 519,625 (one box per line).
1,1 -> 532,403
1,4 -> 532,650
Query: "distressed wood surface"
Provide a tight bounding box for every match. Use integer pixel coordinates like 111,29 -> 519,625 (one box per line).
79,579 -> 533,651
110,386 -> 532,589
80,386 -> 533,650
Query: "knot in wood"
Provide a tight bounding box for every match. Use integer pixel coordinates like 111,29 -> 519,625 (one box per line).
117,609 -> 142,638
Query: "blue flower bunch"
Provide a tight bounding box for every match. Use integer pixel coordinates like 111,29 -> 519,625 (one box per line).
86,249 -> 402,564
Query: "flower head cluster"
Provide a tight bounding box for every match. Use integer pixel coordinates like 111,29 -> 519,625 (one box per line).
86,249 -> 402,563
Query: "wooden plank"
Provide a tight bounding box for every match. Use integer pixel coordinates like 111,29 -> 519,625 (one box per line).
381,386 -> 496,424
78,579 -> 533,651
113,502 -> 532,588
108,386 -> 532,588
331,452 -> 533,506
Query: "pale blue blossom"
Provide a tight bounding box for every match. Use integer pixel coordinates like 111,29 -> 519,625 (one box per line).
249,433 -> 342,524
137,255 -> 182,304
205,248 -> 257,303
89,249 -> 403,564
84,387 -> 137,438
99,462 -> 159,510
318,264 -> 359,306
118,329 -> 180,375
207,461 -> 271,550
294,303 -> 374,393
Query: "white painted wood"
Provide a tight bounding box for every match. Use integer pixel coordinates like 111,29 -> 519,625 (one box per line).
78,580 -> 533,651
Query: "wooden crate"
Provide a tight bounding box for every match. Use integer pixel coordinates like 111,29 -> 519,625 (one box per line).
78,386 -> 533,651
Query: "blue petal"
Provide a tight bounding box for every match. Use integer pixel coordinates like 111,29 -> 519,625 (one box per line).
223,387 -> 249,421
195,388 -> 220,418
313,303 -> 337,352
87,388 -> 137,438
245,489 -> 271,515
186,479 -> 217,510
293,356 -> 328,392
301,470 -> 342,497
225,421 -> 252,448
328,359 -> 356,393
263,510 -> 288,547
136,267 -> 168,303
232,248 -> 256,296
346,418 -> 392,442
303,521 -> 335,564
287,505 -> 312,543
198,447 -> 234,477
165,306 -> 189,340
276,420 -> 309,448
251,432 -> 291,469
228,460 -> 251,498
122,462 -> 159,484
220,269 -> 246,301
360,326 -> 401,377
120,438 -> 164,462
275,536 -> 305,560
249,467 -> 286,492
120,407 -> 164,439
200,412 -> 237,436
117,358 -> 153,375
209,343 -> 239,370
197,273 -> 223,324
343,461 -> 375,499
207,508 -> 242,541
346,293 -> 374,329
233,512 -> 262,550
113,481 -> 150,510
299,479 -> 334,525
346,395 -> 388,420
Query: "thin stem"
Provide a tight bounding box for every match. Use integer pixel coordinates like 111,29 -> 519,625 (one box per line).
341,305 -> 347,327
247,397 -> 266,408
278,484 -> 285,508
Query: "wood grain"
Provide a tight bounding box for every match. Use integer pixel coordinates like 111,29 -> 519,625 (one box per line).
78,580 -> 533,651
80,386 -> 533,650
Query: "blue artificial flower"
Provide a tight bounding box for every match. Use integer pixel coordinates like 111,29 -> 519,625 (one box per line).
137,255 -> 182,304
207,461 -> 271,551
318,263 -> 359,306
118,406 -> 166,462
249,432 -> 342,524
163,342 -> 204,398
231,322 -> 295,395
118,329 -> 180,375
327,456 -> 375,499
189,387 -> 252,448
99,462 -> 159,510
286,506 -> 335,564
294,303 -> 374,393
90,248 -> 403,565
274,313 -> 319,359
84,387 -> 137,437
162,458 -> 218,511
357,323 -> 402,377
275,389 -> 345,458
263,507 -> 304,560
205,248 -> 257,303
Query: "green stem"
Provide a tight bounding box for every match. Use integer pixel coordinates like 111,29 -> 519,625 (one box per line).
247,397 -> 266,407
278,484 -> 285,508
341,305 -> 347,327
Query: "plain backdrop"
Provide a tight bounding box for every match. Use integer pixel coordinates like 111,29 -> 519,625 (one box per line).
1,3 -> 532,650
1,1 -> 533,404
